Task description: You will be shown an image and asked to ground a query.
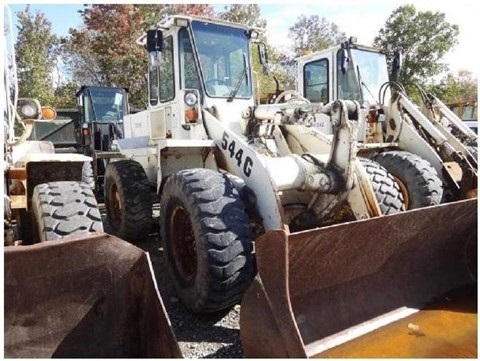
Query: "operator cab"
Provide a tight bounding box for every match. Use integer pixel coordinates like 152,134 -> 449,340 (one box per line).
137,15 -> 263,139
146,16 -> 255,107
76,86 -> 128,153
300,38 -> 391,108
77,86 -> 128,124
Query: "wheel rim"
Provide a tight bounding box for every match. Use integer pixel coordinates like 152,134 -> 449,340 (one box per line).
170,205 -> 197,282
394,176 -> 410,209
108,183 -> 122,228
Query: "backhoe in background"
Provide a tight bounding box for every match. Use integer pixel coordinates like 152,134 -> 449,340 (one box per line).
100,15 -> 476,357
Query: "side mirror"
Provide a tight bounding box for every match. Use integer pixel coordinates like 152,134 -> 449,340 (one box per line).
258,42 -> 269,75
147,29 -> 163,68
390,50 -> 402,81
146,29 -> 163,53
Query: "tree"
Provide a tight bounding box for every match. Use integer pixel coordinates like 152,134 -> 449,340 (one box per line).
288,15 -> 346,58
65,4 -> 215,108
218,4 -> 266,28
65,5 -> 147,107
276,14 -> 347,95
428,70 -> 478,104
54,82 -> 79,108
14,6 -> 59,106
373,5 -> 459,90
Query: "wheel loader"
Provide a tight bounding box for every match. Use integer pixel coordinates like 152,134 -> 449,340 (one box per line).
3,45 -> 181,356
102,15 -> 477,357
295,37 -> 477,208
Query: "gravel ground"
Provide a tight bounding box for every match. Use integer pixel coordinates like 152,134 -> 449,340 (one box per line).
141,232 -> 245,359
102,206 -> 244,358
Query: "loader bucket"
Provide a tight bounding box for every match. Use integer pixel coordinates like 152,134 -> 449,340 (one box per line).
4,232 -> 182,358
241,198 -> 477,358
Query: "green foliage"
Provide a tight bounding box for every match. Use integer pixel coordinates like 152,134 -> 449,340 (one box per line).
373,4 -> 459,93
289,14 -> 346,58
54,82 -> 79,108
218,4 -> 266,29
65,5 -> 147,107
268,14 -> 347,95
426,70 -> 478,104
15,5 -> 59,106
136,3 -> 215,27
12,5 -> 474,110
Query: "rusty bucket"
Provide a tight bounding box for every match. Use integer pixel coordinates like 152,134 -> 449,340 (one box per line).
241,199 -> 477,358
4,232 -> 182,358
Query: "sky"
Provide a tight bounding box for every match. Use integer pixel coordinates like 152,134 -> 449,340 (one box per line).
3,0 -> 480,76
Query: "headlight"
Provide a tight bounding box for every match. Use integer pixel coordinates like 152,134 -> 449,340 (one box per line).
184,91 -> 198,107
17,98 -> 41,120
174,18 -> 189,27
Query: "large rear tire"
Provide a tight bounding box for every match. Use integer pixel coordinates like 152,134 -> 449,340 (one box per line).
104,160 -> 152,242
160,168 -> 255,314
372,151 -> 443,209
31,181 -> 103,242
359,157 -> 405,215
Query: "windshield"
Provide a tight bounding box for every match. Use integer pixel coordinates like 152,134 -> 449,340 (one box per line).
462,105 -> 477,120
337,48 -> 390,105
83,88 -> 127,123
191,20 -> 252,99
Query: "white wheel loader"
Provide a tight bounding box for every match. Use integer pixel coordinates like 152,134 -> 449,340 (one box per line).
3,30 -> 180,356
103,16 -> 477,357
296,37 -> 477,208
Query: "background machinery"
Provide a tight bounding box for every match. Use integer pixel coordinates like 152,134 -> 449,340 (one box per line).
447,99 -> 478,134
3,97 -> 180,358
296,38 -> 477,208
26,85 -> 128,197
102,15 -> 476,357
3,17 -> 180,356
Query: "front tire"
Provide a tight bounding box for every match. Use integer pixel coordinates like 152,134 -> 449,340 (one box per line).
373,151 -> 443,209
31,181 -> 103,242
160,168 -> 255,314
104,160 -> 152,242
359,157 -> 405,215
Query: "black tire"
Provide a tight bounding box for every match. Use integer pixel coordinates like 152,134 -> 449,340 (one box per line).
104,160 -> 152,243
372,151 -> 443,209
359,157 -> 405,215
31,181 -> 103,242
82,161 -> 95,190
160,168 -> 255,314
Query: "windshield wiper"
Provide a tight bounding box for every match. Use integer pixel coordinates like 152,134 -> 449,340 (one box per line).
227,52 -> 248,102
355,65 -> 365,104
356,65 -> 377,105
